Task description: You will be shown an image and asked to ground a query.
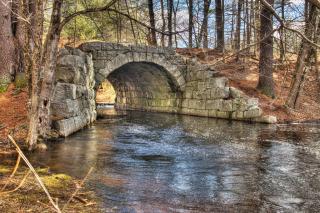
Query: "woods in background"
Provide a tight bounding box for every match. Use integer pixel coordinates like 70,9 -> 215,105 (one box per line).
0,0 -> 319,149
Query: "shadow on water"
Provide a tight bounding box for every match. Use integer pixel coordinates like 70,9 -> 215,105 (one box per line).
29,111 -> 320,212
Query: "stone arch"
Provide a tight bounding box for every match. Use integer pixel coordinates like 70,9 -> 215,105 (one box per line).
94,52 -> 186,92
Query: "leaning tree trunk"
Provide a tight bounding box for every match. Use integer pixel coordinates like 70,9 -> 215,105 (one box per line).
286,4 -> 319,108
257,0 -> 275,98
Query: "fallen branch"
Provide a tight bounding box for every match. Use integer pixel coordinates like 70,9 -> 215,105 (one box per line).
62,167 -> 94,211
8,135 -> 62,213
73,195 -> 96,206
1,155 -> 21,191
0,170 -> 31,195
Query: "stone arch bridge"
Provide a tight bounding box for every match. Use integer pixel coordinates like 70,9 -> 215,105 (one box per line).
51,42 -> 276,137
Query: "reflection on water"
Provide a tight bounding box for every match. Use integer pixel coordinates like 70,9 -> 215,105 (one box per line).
30,112 -> 320,212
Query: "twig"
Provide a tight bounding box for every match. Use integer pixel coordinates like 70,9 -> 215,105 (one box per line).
8,135 -> 62,213
1,155 -> 21,191
73,195 -> 96,206
62,167 -> 94,212
260,0 -> 320,49
0,170 -> 31,195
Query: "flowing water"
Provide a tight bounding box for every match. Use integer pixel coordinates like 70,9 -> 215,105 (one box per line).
30,111 -> 320,212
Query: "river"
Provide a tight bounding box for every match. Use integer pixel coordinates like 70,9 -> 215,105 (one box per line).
30,111 -> 320,212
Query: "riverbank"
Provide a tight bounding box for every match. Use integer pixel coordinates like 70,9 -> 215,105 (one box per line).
0,160 -> 101,212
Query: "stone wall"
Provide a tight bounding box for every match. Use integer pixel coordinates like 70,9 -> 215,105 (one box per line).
51,42 -> 276,138
78,42 -> 276,124
181,60 -> 264,121
51,48 -> 97,137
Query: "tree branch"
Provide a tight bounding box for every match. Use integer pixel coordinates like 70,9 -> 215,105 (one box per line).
260,0 -> 320,49
59,0 -> 118,31
307,0 -> 320,9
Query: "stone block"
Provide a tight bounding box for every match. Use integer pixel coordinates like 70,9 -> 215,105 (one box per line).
232,111 -> 244,120
222,100 -> 233,111
53,83 -> 77,101
187,109 -> 208,117
230,87 -> 245,98
188,99 -> 206,109
232,98 -> 248,111
206,99 -> 222,110
247,98 -> 259,108
58,55 -> 85,68
210,87 -> 230,99
216,111 -> 230,119
56,66 -> 80,84
252,115 -> 277,124
243,107 -> 262,118
208,110 -> 217,117
51,99 -> 81,119
209,77 -> 228,88
197,82 -> 206,91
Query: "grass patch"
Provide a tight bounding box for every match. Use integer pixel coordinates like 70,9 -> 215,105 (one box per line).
14,73 -> 27,89
41,173 -> 73,188
0,165 -> 11,174
0,84 -> 8,93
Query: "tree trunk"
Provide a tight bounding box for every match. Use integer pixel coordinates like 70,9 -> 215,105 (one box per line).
26,0 -> 44,149
160,0 -> 166,47
257,0 -> 275,98
173,0 -> 180,47
167,0 -> 173,47
0,0 -> 15,86
188,0 -> 193,48
279,0 -> 286,61
286,5 -> 319,108
148,0 -> 157,46
216,0 -> 224,52
235,0 -> 243,61
198,0 -> 211,48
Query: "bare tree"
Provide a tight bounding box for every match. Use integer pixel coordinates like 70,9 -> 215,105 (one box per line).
188,0 -> 193,48
215,0 -> 224,52
257,0 -> 275,98
148,0 -> 157,46
0,0 -> 15,85
235,0 -> 243,60
286,4 -> 319,108
167,0 -> 173,47
198,0 -> 211,48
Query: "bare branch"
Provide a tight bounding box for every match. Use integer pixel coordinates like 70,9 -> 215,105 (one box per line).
307,0 -> 320,9
260,0 -> 320,49
59,0 -> 118,31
